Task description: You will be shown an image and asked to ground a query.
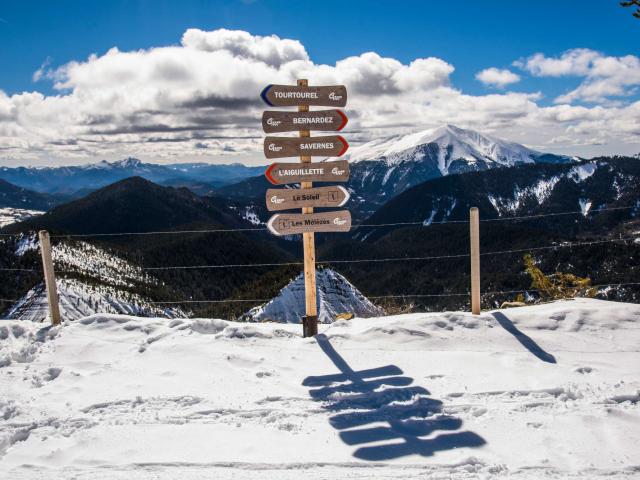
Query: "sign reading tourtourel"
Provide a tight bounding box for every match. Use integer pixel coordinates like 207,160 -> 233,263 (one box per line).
261,80 -> 350,337
261,84 -> 347,107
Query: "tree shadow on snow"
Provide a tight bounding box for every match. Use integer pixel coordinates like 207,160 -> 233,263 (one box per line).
302,334 -> 486,461
492,312 -> 556,364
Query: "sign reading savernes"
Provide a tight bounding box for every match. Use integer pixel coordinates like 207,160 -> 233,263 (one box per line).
262,110 -> 348,133
264,135 -> 349,159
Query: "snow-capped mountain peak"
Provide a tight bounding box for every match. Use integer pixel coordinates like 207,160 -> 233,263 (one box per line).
345,124 -> 549,173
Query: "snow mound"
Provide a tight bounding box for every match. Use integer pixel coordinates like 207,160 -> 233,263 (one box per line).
242,269 -> 384,323
0,207 -> 44,228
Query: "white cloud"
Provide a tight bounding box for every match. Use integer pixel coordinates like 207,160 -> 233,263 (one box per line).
475,68 -> 520,88
517,48 -> 640,103
0,30 -> 638,165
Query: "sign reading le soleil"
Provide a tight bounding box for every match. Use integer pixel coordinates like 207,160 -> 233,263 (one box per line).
265,160 -> 349,185
267,210 -> 352,236
264,135 -> 349,159
261,84 -> 347,107
262,110 -> 348,133
266,186 -> 350,211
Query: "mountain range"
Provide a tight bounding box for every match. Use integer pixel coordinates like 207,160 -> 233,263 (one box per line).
0,158 -> 263,197
1,125 -> 638,320
215,124 -> 573,219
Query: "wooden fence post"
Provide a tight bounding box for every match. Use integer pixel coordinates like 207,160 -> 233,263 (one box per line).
469,208 -> 481,315
298,79 -> 319,338
38,230 -> 61,325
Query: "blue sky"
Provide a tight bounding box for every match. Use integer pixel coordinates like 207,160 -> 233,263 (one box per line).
0,1 -> 638,165
1,1 -> 637,100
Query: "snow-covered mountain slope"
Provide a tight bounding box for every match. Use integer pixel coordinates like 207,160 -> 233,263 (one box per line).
341,125 -> 572,218
0,208 -> 44,228
4,235 -> 185,322
0,299 -> 639,479
5,279 -> 184,322
243,268 -> 383,323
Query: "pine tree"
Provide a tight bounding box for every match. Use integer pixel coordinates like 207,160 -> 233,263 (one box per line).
621,0 -> 640,18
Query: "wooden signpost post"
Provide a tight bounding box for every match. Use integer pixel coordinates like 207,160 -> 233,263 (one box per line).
261,80 -> 350,337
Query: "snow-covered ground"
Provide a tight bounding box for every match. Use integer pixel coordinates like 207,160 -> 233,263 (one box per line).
0,208 -> 43,228
1,298 -> 639,479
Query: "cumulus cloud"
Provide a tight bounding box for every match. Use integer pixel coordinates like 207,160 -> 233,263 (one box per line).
0,30 -> 638,165
517,48 -> 640,103
475,68 -> 520,88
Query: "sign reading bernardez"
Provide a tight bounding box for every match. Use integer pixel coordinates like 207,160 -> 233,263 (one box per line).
261,84 -> 347,107
264,135 -> 349,159
267,210 -> 352,236
264,160 -> 349,184
266,186 -> 350,211
262,110 -> 348,133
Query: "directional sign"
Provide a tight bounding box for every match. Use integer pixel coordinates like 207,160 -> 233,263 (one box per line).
262,110 -> 348,133
265,160 -> 349,185
264,135 -> 348,159
261,84 -> 347,107
267,210 -> 352,236
266,186 -> 350,211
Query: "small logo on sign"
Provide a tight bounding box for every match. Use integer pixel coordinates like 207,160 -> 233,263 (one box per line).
331,167 -> 345,175
266,118 -> 281,126
333,217 -> 347,226
268,143 -> 283,152
270,195 -> 284,204
329,92 -> 343,101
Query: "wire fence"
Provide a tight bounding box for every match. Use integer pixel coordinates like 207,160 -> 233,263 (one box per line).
0,204 -> 639,309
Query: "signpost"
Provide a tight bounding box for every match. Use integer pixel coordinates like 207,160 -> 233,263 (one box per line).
266,186 -> 350,211
264,135 -> 349,159
264,160 -> 349,184
261,80 -> 350,337
267,210 -> 352,236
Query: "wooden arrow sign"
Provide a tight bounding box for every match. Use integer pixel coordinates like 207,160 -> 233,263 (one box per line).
261,84 -> 347,107
266,186 -> 350,211
262,110 -> 348,133
267,210 -> 351,236
265,160 -> 349,185
264,135 -> 348,159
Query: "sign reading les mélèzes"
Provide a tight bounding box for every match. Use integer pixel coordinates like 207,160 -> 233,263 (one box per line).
264,160 -> 349,185
262,110 -> 348,133
266,185 -> 350,211
261,84 -> 347,107
264,135 -> 349,159
267,210 -> 352,236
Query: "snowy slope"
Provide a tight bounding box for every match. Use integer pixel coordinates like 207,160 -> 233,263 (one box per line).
0,208 -> 44,228
243,268 -> 384,323
0,299 -> 639,479
4,236 -> 185,322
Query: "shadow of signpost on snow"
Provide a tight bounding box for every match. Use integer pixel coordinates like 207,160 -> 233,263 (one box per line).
303,334 -> 486,461
492,312 -> 556,364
